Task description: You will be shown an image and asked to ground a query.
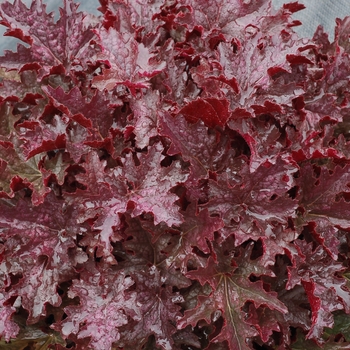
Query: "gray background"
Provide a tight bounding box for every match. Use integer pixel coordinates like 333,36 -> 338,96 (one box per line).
0,0 -> 349,54
272,0 -> 350,40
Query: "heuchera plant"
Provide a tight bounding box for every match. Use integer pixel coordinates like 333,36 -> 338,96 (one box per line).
1,0 -> 350,349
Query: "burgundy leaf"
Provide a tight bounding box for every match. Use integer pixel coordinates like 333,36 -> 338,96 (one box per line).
227,111 -> 285,171
119,142 -> 189,225
18,115 -> 67,159
180,203 -> 224,254
103,0 -> 167,40
92,28 -> 165,93
175,0 -> 269,37
0,0 -> 96,71
130,90 -> 160,148
159,112 -> 237,180
57,272 -> 140,350
118,267 -> 184,350
179,98 -> 229,128
297,163 -> 350,258
0,306 -> 20,342
44,86 -> 113,138
203,157 -> 297,245
122,215 -> 191,289
181,241 -> 287,350
179,272 -> 286,350
69,144 -> 188,257
163,204 -> 224,274
246,304 -> 281,343
0,193 -> 79,323
0,0 -> 350,348
287,240 -> 350,342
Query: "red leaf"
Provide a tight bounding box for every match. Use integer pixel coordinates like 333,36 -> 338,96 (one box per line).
179,98 -> 229,128
246,304 -> 281,343
44,86 -> 113,138
203,157 -> 297,245
0,0 -> 96,71
69,144 -> 188,258
123,215 -> 191,289
130,90 -> 160,148
0,193 -> 80,323
181,241 -> 287,349
103,0 -> 165,39
92,28 -> 165,93
180,204 -> 224,254
174,0 -> 269,37
57,272 -> 140,350
297,163 -> 350,258
179,272 -> 286,350
159,112 -> 237,180
0,306 -> 20,342
118,267 -> 184,350
287,241 -> 350,342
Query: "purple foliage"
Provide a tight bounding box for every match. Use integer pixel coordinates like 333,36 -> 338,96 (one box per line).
1,0 -> 350,349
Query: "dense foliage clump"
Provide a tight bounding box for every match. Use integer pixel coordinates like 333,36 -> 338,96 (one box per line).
1,0 -> 350,349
